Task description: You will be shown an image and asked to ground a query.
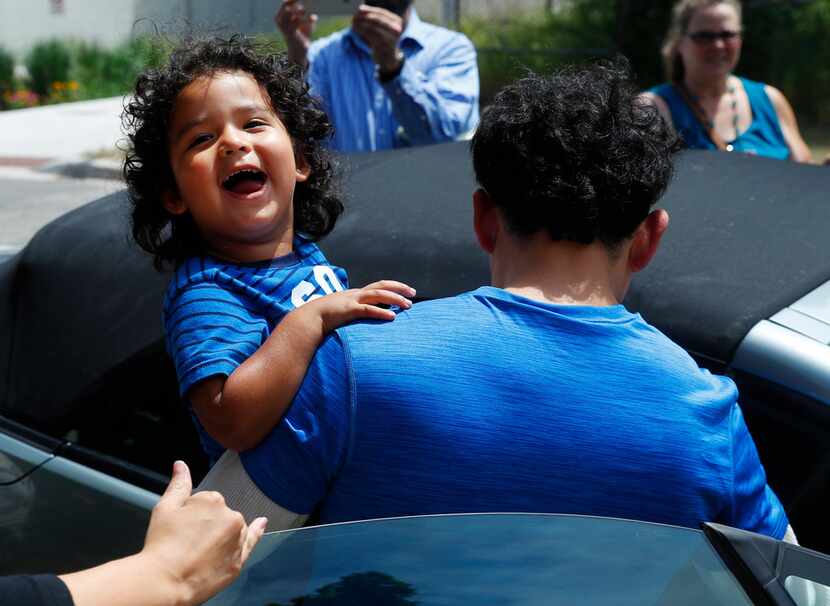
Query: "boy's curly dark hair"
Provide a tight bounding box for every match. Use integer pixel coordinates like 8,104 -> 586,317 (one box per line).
123,36 -> 342,269
471,57 -> 681,249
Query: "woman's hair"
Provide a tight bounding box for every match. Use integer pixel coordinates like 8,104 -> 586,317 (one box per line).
662,0 -> 742,82
471,57 -> 681,250
123,36 -> 343,270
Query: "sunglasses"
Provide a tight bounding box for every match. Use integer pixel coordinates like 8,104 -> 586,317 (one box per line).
688,30 -> 742,44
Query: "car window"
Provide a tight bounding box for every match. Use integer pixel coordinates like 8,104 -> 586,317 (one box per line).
206,513 -> 752,606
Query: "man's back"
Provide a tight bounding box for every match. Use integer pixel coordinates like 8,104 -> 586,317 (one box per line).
241,287 -> 787,537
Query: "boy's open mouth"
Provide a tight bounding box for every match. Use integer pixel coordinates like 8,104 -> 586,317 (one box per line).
222,168 -> 267,195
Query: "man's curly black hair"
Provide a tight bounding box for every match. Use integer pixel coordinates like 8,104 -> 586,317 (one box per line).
471,57 -> 681,249
123,36 -> 342,270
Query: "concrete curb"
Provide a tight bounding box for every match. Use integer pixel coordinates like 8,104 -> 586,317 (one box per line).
36,158 -> 123,181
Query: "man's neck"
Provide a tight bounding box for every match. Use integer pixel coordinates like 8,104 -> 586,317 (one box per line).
490,232 -> 630,307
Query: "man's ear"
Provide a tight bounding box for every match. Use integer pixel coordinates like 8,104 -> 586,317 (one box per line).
162,189 -> 188,216
628,209 -> 669,273
473,188 -> 499,254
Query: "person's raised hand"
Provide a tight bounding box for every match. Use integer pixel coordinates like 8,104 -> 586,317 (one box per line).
352,4 -> 405,74
140,461 -> 267,605
275,0 -> 317,67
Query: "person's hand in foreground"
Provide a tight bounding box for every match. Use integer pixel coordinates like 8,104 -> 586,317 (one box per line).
275,0 -> 316,67
352,4 -> 405,74
60,461 -> 267,606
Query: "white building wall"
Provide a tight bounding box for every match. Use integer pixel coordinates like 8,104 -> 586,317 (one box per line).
0,0 -> 140,57
0,0 -> 564,58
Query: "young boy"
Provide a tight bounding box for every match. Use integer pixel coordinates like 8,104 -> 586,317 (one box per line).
123,37 -> 414,462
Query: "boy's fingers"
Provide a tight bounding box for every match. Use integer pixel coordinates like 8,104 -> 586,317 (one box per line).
159,460 -> 192,509
362,280 -> 416,297
357,289 -> 412,308
358,305 -> 397,321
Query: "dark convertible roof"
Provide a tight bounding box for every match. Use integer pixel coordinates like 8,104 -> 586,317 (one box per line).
1,143 -> 828,424
325,144 -> 830,365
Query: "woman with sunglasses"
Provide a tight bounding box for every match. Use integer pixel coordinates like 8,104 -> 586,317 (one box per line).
643,0 -> 812,162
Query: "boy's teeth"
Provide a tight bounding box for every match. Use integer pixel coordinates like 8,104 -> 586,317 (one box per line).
222,169 -> 266,194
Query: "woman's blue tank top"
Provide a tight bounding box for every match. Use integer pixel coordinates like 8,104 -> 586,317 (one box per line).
650,78 -> 789,160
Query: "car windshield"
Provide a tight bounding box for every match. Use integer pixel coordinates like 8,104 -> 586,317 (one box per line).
206,513 -> 752,606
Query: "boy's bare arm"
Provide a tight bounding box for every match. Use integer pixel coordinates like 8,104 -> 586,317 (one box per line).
188,280 -> 415,451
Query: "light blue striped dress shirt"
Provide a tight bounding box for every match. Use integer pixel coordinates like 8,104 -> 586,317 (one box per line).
307,9 -> 479,152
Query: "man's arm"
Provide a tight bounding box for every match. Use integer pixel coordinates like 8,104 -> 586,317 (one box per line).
381,34 -> 480,144
275,0 -> 316,68
729,403 -> 790,539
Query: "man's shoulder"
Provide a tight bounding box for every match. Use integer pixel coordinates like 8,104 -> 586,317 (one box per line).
411,19 -> 474,51
309,28 -> 352,59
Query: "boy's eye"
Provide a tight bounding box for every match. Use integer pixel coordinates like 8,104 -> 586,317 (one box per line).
244,119 -> 267,129
187,134 -> 212,150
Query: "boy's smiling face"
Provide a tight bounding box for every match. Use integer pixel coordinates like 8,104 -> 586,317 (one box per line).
164,70 -> 309,262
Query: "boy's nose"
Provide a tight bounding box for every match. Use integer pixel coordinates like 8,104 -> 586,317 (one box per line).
220,131 -> 251,155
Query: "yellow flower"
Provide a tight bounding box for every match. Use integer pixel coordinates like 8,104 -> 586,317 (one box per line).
68,80 -> 79,90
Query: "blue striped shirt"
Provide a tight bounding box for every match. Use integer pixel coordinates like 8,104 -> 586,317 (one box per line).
307,9 -> 479,152
163,237 -> 347,460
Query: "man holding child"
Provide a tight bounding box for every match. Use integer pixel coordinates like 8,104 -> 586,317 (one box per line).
203,58 -> 793,543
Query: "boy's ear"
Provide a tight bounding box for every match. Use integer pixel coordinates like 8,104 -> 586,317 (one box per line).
628,209 -> 669,273
162,189 -> 188,216
294,147 -> 311,183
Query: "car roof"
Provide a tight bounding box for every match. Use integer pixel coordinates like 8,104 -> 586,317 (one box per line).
324,143 -> 830,365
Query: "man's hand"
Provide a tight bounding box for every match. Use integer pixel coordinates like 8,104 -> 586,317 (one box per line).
275,0 -> 317,67
141,461 -> 267,605
352,4 -> 405,74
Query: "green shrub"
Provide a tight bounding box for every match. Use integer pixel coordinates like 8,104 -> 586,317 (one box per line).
462,4 -> 614,104
0,46 -> 14,92
26,39 -> 71,98
70,37 -> 173,100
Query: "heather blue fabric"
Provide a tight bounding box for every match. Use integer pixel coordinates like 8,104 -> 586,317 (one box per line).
164,237 -> 347,462
650,77 -> 789,159
307,9 -> 479,152
241,286 -> 788,538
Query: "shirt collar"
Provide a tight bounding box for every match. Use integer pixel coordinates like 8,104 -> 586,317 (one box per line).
345,7 -> 426,54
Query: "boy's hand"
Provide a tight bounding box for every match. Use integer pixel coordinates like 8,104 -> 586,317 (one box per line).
305,280 -> 416,333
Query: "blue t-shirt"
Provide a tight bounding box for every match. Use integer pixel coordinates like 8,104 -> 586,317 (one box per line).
242,287 -> 788,538
650,77 -> 789,160
163,237 -> 348,461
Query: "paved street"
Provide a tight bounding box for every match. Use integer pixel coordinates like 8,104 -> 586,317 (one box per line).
0,96 -> 126,261
0,169 -> 123,258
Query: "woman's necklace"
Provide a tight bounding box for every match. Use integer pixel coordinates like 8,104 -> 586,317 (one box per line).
689,77 -> 740,151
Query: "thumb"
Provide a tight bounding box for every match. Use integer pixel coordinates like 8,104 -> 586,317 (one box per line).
240,517 -> 268,564
159,460 -> 192,508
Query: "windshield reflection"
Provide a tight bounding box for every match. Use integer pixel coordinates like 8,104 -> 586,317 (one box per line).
206,513 -> 751,606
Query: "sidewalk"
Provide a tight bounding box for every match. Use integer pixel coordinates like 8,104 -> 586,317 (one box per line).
0,96 -> 125,179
